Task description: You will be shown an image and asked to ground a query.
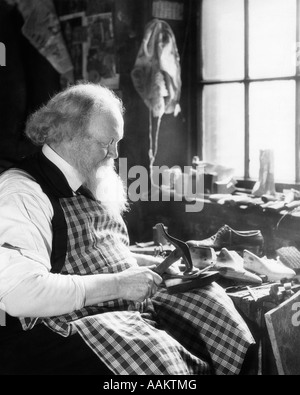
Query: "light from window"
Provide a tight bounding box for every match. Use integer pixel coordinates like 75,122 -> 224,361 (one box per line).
200,0 -> 298,183
203,83 -> 245,178
202,0 -> 244,81
249,80 -> 296,182
249,0 -> 296,79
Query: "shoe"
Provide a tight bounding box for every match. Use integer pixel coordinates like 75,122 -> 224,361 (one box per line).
186,224 -> 264,255
216,248 -> 262,285
243,250 -> 296,282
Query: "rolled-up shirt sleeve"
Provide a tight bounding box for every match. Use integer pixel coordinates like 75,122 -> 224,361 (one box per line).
0,170 -> 86,317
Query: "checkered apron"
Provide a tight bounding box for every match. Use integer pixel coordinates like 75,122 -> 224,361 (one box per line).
20,195 -> 254,375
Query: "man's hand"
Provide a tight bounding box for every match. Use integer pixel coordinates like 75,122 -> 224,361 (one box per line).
116,266 -> 162,302
132,252 -> 182,276
132,252 -> 164,267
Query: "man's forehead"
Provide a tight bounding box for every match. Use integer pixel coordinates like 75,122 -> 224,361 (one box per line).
89,108 -> 124,139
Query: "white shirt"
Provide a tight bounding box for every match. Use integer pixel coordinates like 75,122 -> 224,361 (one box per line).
0,145 -> 86,317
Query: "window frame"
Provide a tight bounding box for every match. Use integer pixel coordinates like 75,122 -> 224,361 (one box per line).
196,0 -> 300,190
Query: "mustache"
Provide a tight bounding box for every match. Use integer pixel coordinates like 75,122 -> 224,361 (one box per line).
101,157 -> 115,167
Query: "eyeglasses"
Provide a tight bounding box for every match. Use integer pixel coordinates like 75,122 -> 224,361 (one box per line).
86,136 -> 115,149
99,138 -> 115,149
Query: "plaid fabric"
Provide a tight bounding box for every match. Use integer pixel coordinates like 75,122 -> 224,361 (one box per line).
20,195 -> 254,375
72,310 -> 211,375
151,283 -> 254,375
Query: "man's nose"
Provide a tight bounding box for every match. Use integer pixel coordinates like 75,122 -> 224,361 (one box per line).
107,144 -> 118,160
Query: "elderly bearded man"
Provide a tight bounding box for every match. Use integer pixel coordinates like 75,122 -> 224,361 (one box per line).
0,83 -> 255,375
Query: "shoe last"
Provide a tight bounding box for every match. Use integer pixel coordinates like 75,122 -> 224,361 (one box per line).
188,246 -> 216,269
243,250 -> 296,282
218,267 -> 263,285
217,248 -> 262,284
216,248 -> 244,269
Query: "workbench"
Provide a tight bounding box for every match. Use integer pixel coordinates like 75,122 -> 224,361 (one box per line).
130,197 -> 300,259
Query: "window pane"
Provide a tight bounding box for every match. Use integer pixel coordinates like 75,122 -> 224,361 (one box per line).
249,0 -> 296,78
249,81 -> 295,182
203,83 -> 245,177
202,0 -> 244,81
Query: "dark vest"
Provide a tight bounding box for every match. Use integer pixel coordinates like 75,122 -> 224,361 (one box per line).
15,151 -> 74,274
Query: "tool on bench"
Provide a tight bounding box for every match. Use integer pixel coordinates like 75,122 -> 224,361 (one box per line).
152,223 -> 219,293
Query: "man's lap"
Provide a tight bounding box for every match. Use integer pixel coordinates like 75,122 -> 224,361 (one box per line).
0,282 -> 255,375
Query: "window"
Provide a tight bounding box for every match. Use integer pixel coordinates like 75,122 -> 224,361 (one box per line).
198,0 -> 300,184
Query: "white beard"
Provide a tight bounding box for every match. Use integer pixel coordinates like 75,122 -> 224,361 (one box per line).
85,159 -> 129,219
